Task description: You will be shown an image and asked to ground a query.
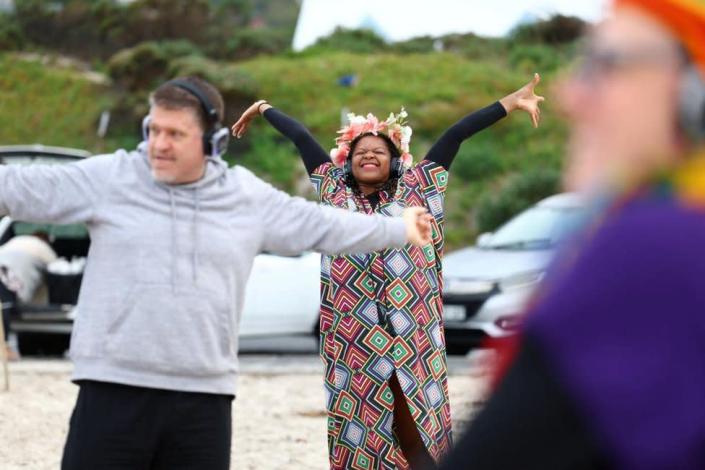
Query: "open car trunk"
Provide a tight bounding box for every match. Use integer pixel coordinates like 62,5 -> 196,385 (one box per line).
5,221 -> 90,355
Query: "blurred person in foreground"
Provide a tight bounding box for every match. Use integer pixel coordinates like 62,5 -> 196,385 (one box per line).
0,76 -> 434,470
439,0 -> 705,469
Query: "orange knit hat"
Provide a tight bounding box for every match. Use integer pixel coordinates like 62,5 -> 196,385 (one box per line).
614,0 -> 705,76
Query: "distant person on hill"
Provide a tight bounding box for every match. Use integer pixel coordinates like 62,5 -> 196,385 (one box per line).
232,75 -> 544,469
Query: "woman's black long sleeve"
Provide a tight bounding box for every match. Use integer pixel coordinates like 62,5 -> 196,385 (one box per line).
425,101 -> 507,170
262,107 -> 331,175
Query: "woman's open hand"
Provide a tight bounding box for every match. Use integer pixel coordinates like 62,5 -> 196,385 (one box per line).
231,100 -> 271,138
500,73 -> 545,128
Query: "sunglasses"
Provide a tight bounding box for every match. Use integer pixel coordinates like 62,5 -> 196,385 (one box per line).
575,43 -> 684,81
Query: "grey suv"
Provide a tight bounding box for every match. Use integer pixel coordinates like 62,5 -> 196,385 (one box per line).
442,193 -> 587,353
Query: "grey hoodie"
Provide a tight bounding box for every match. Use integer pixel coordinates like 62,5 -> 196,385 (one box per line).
0,146 -> 407,395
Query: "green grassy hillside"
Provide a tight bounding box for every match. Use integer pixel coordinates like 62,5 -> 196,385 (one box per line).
0,49 -> 569,248
0,54 -> 119,151
233,51 -> 568,246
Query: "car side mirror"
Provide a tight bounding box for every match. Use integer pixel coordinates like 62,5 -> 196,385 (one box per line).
477,232 -> 493,248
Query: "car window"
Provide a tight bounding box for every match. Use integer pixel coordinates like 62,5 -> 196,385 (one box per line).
487,206 -> 585,250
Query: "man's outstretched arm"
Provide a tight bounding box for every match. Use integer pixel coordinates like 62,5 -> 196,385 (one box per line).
0,155 -> 111,224
246,171 -> 431,256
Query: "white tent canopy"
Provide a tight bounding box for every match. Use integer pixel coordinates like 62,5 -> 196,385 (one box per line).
292,0 -> 608,51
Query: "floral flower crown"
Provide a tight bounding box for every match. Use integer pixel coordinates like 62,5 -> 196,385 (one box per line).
330,108 -> 413,168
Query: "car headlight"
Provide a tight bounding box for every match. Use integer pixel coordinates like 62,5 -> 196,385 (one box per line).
444,278 -> 495,295
498,270 -> 545,292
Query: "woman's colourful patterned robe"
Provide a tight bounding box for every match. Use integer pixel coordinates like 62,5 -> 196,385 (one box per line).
311,160 -> 452,469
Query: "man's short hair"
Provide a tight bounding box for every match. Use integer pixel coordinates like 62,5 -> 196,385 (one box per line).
149,77 -> 225,132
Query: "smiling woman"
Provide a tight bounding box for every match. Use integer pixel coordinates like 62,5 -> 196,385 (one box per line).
232,75 -> 544,469
349,134 -> 395,191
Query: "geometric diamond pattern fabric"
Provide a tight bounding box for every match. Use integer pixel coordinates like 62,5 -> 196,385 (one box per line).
311,160 -> 452,469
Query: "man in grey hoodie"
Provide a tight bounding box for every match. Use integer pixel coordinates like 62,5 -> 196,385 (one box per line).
0,76 -> 433,469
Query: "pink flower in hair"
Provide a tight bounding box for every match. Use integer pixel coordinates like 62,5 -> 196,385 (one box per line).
387,126 -> 402,146
330,144 -> 350,167
362,113 -> 380,134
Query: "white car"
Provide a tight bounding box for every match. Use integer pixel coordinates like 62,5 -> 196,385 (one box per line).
1,145 -> 322,354
239,251 -> 320,337
441,193 -> 588,353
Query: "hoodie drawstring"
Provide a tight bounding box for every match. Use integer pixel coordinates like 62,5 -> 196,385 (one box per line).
168,187 -> 177,293
167,187 -> 202,291
192,188 -> 200,286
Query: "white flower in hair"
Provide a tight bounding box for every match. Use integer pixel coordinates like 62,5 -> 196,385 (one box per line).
401,126 -> 412,145
348,114 -> 367,126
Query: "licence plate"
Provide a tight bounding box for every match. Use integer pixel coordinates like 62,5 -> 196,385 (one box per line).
443,304 -> 466,322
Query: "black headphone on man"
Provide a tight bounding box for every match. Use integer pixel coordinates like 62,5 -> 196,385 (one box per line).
342,134 -> 405,183
142,79 -> 230,158
679,65 -> 705,145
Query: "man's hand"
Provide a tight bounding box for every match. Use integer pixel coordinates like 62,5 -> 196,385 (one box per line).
499,73 -> 546,128
231,100 -> 272,139
402,207 -> 433,247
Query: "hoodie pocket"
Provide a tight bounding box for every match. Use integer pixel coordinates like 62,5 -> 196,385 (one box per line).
105,284 -> 234,376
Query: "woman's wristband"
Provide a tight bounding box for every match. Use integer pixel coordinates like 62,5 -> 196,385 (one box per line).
257,100 -> 268,114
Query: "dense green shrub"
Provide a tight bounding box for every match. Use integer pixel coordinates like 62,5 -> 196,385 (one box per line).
452,141 -> 504,182
510,15 -> 586,45
103,51 -> 258,154
439,33 -> 508,60
13,0 -> 298,61
107,40 -> 202,91
508,43 -> 565,73
391,36 -> 436,54
232,124 -> 302,193
0,54 -> 114,150
0,14 -> 25,51
15,0 -> 131,59
168,55 -> 259,112
207,27 -> 292,60
124,0 -> 210,46
475,168 -> 561,233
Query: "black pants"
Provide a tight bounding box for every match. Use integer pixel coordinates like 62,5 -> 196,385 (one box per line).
62,380 -> 233,470
0,281 -> 16,341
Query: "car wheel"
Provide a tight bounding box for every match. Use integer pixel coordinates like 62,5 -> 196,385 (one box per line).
312,315 -> 321,352
443,328 -> 488,355
445,343 -> 472,355
17,333 -> 70,357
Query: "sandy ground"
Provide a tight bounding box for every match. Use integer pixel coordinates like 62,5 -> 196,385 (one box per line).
0,356 -> 490,469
